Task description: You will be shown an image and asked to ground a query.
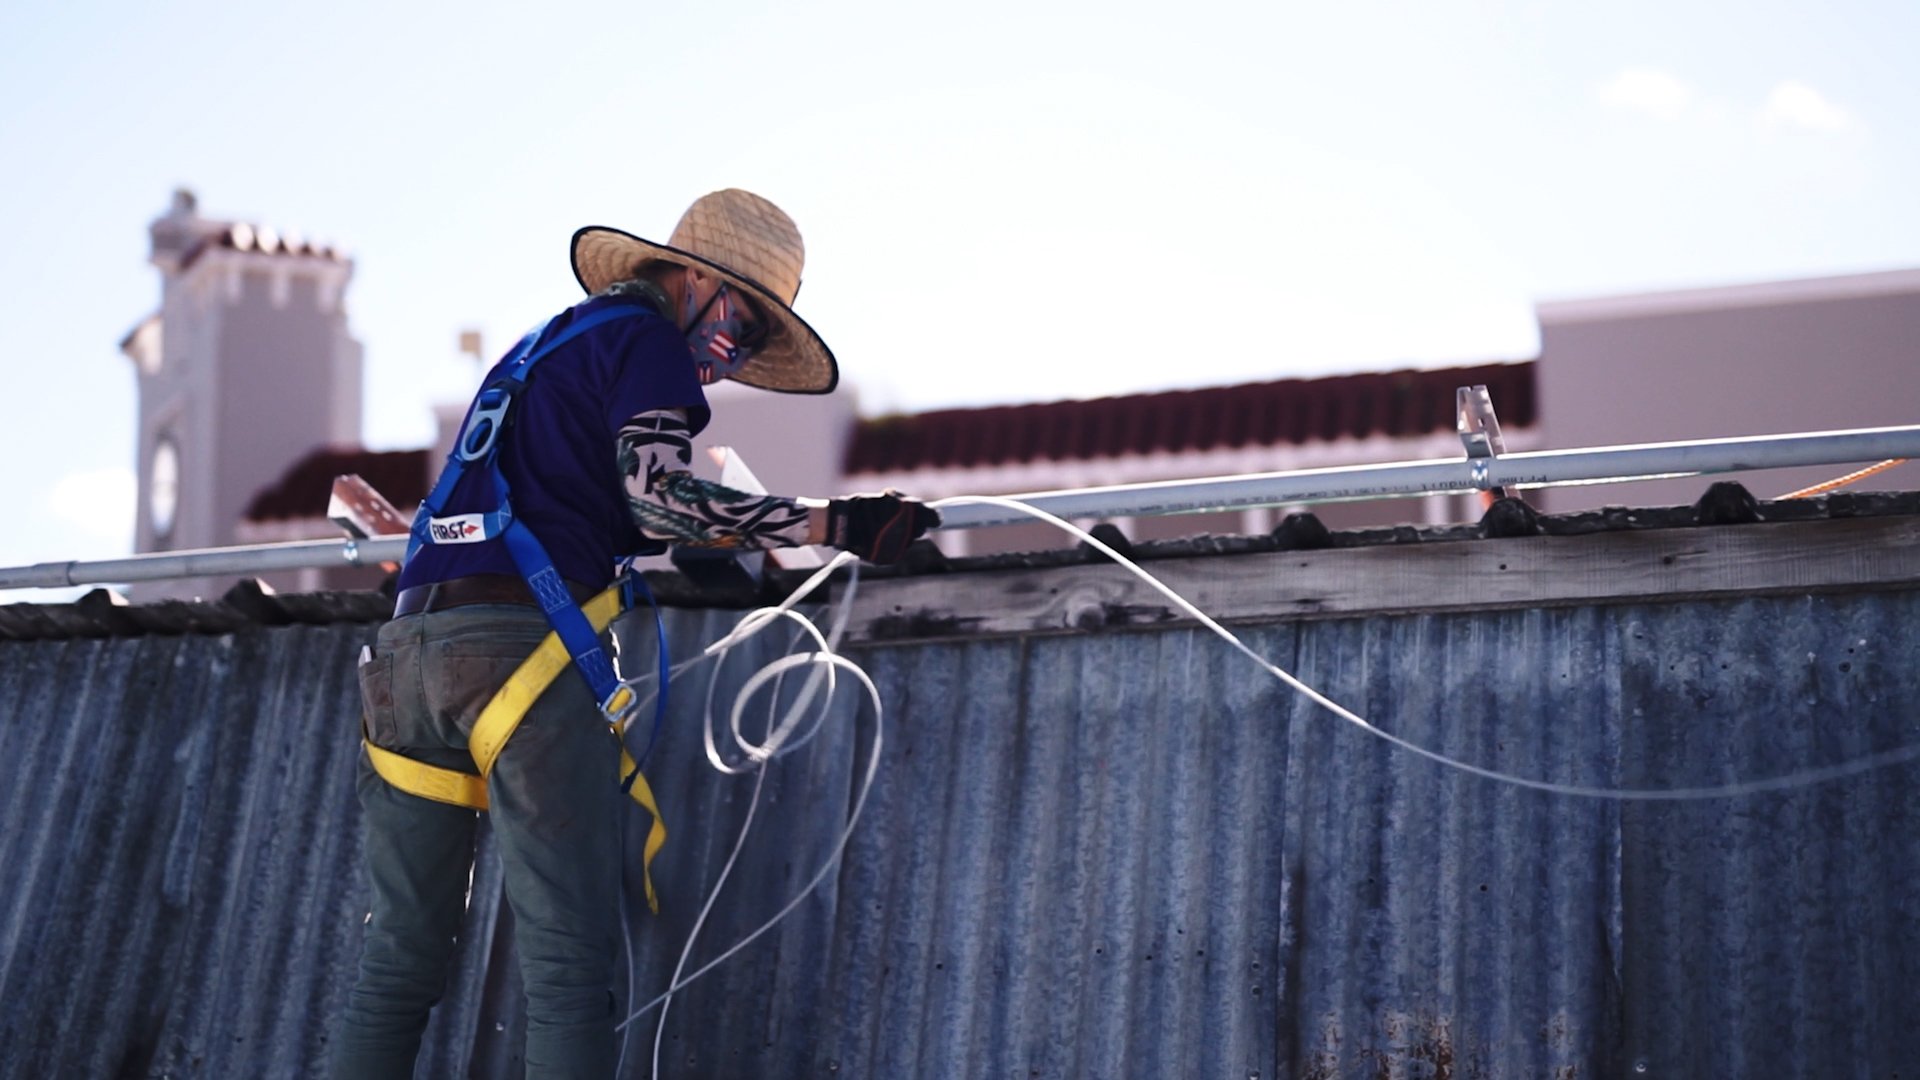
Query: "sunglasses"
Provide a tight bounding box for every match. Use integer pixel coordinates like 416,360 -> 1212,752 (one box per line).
718,286 -> 771,356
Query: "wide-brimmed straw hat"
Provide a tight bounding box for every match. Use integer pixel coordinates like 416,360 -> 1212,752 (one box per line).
570,189 -> 838,394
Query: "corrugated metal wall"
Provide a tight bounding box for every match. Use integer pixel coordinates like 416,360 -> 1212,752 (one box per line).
2,590 -> 1915,1078
0,626 -> 374,1078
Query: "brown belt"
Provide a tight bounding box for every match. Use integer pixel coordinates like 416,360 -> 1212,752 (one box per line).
392,573 -> 600,618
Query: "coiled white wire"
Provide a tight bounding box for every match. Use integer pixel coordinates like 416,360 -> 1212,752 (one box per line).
605,494 -> 1920,1075
608,552 -> 883,1079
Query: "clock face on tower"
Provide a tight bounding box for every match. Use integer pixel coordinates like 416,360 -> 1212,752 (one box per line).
151,436 -> 179,538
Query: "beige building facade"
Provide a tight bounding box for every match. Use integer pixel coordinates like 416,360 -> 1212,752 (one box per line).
1534,269 -> 1920,512
124,190 -> 361,599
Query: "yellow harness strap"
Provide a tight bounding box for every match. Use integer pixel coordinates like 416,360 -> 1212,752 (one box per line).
362,585 -> 667,913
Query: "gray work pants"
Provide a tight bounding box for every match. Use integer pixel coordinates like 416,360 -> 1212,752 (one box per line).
330,603 -> 622,1079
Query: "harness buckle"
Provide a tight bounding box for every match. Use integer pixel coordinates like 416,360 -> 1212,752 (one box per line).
601,684 -> 640,726
459,385 -> 516,463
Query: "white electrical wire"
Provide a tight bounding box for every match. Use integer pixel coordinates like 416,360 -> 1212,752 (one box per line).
612,614 -> 843,1077
607,492 -> 1920,1076
935,494 -> 1920,801
607,552 -> 886,1077
609,565 -> 870,1079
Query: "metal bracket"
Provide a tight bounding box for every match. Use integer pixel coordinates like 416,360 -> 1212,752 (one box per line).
1456,384 -> 1517,503
328,474 -> 409,572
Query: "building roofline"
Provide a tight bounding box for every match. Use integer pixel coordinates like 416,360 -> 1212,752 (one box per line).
1536,267 -> 1920,326
844,360 -> 1537,475
118,312 -> 160,357
6,486 -> 1914,642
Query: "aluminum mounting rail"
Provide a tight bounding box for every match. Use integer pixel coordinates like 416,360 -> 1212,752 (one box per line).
0,535 -> 411,591
2,424 -> 1915,590
932,423 -> 1920,529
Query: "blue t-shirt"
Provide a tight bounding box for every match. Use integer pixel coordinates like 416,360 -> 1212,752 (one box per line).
398,295 -> 712,592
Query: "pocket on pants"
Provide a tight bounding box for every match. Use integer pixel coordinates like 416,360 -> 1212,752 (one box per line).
426,641 -> 542,739
357,652 -> 400,748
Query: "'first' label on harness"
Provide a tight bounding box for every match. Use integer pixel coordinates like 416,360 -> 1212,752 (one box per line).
429,514 -> 489,543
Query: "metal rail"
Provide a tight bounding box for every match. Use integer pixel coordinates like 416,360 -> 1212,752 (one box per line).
931,423 -> 1920,528
3,424 -> 1916,590
0,536 -> 411,592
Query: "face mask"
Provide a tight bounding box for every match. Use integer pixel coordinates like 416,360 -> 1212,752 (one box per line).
683,283 -> 765,385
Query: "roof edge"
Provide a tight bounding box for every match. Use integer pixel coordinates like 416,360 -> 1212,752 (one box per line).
1537,268 -> 1920,326
864,359 -> 1537,423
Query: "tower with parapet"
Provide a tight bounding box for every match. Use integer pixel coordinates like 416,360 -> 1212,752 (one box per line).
120,188 -> 362,598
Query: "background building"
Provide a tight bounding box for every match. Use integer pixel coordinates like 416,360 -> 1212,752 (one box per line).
123,190 -> 361,599
129,193 -> 1917,586
834,361 -> 1538,556
1534,268 -> 1920,511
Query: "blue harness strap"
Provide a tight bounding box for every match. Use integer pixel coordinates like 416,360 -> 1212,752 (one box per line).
405,301 -> 656,716
621,570 -> 672,785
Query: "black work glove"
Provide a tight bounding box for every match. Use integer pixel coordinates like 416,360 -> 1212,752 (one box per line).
825,491 -> 941,565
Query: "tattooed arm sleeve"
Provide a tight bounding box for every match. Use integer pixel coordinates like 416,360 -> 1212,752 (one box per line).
617,408 -> 817,549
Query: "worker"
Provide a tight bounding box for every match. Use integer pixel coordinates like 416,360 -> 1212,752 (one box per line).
329,189 -> 937,1079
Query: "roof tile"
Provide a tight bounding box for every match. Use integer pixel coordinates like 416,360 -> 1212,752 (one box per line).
244,447 -> 431,522
844,361 -> 1535,474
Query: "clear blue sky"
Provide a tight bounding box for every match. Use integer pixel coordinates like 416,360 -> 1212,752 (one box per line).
2,0 -> 1915,592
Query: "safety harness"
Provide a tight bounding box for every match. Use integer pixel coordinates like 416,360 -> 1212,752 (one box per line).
364,300 -> 671,911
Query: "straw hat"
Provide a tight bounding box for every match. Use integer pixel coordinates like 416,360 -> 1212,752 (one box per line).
570,189 -> 838,394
